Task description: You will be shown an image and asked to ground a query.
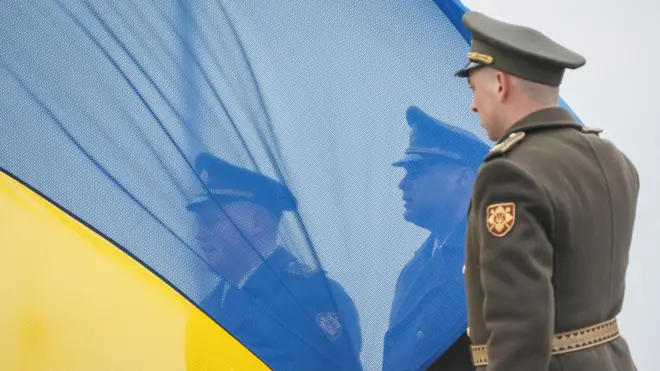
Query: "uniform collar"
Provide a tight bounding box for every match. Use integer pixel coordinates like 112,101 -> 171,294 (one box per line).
430,218 -> 467,259
237,247 -> 288,289
498,106 -> 581,144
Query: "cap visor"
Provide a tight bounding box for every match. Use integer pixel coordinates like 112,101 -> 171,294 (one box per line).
455,61 -> 484,77
186,195 -> 211,211
392,153 -> 427,167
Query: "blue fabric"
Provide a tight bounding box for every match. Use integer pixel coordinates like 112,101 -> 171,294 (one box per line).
0,1 -> 582,370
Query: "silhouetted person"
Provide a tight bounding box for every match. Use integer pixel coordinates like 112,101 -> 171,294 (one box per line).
185,153 -> 362,371
383,106 -> 489,371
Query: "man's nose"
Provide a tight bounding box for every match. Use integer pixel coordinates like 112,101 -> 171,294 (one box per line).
399,177 -> 409,190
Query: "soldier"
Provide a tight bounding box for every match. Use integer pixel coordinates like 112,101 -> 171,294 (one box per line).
184,153 -> 362,370
455,11 -> 640,370
383,106 -> 489,371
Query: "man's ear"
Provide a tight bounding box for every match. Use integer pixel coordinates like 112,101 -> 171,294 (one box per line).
496,71 -> 511,101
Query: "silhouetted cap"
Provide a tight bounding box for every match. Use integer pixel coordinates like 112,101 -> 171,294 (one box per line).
186,153 -> 297,213
455,11 -> 586,86
392,106 -> 490,168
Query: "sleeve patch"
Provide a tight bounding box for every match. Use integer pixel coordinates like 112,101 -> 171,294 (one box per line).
486,202 -> 516,237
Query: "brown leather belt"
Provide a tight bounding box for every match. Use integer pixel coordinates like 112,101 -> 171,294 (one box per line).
470,318 -> 620,367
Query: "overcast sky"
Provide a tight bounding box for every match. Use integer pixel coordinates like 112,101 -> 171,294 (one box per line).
463,0 -> 660,367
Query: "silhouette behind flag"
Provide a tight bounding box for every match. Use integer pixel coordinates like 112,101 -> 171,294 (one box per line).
384,106 -> 489,371
185,153 -> 362,370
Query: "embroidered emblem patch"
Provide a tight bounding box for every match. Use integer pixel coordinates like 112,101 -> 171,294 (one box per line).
486,202 -> 515,237
316,312 -> 343,340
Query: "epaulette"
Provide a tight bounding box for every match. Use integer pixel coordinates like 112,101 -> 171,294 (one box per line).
486,131 -> 526,159
284,260 -> 316,278
581,127 -> 603,135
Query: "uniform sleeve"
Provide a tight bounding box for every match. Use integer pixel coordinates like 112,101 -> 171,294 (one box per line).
473,159 -> 555,371
327,279 -> 363,355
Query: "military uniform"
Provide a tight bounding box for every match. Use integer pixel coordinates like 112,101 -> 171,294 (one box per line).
383,229 -> 473,371
383,107 -> 490,371
199,247 -> 363,371
184,153 -> 363,371
456,11 -> 640,371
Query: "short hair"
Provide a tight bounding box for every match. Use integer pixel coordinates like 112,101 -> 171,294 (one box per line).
514,76 -> 559,105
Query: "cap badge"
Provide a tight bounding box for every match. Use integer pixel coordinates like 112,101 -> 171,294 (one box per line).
467,51 -> 493,65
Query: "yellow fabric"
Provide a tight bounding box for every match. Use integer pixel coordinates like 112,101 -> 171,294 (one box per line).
0,171 -> 269,371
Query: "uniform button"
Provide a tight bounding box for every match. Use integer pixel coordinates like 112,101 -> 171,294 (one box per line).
467,327 -> 470,337
417,330 -> 424,340
462,265 -> 466,274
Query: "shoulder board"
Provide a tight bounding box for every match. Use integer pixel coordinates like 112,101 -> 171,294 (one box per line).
284,260 -> 317,278
486,131 -> 526,160
581,127 -> 603,135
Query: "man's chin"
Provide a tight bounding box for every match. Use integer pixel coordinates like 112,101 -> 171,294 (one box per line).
403,211 -> 425,228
